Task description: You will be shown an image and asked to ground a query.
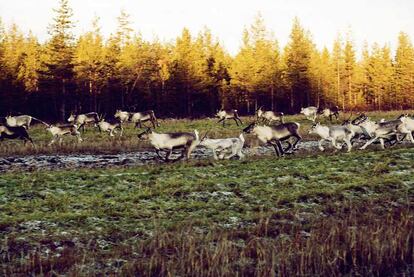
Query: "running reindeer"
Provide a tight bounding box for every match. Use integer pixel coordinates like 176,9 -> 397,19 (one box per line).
46,124 -> 83,146
308,122 -> 354,152
138,128 -> 199,162
114,110 -> 159,128
300,106 -> 318,122
0,124 -> 34,146
96,115 -> 123,137
319,106 -> 340,122
68,112 -> 100,132
198,133 -> 245,160
216,109 -> 243,127
255,106 -> 284,124
352,114 -> 411,150
243,121 -> 302,157
5,114 -> 48,129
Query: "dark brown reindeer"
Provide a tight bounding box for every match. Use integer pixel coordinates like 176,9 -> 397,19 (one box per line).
0,124 -> 34,146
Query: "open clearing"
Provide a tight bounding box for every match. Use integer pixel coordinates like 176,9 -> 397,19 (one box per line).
1,146 -> 414,275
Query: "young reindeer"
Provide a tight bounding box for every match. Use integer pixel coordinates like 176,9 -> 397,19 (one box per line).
308,122 -> 354,152
300,106 -> 318,122
256,107 -> 284,124
68,112 -> 99,132
216,109 -> 243,127
198,133 -> 245,160
138,128 -> 199,162
6,114 -> 48,129
243,121 -> 302,157
46,124 -> 83,146
96,116 -> 123,137
0,124 -> 34,146
130,110 -> 160,128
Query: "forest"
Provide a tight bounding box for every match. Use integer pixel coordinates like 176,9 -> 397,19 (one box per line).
1,0 -> 414,121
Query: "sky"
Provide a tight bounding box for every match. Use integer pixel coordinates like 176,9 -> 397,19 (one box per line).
1,0 -> 413,55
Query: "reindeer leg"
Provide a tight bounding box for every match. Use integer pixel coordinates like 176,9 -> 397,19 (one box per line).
233,118 -> 239,126
282,140 -> 293,153
292,134 -> 302,150
275,140 -> 285,156
270,142 -> 280,157
155,149 -> 164,160
318,139 -> 325,151
360,136 -> 379,150
165,149 -> 174,162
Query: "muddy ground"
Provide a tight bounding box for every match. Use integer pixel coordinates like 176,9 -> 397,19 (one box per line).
0,141 -> 321,172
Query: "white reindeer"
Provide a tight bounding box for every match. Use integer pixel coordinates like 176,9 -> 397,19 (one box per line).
199,134 -> 245,160
308,122 -> 354,152
300,106 -> 318,122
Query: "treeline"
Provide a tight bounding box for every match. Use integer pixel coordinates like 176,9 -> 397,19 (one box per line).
1,0 -> 414,121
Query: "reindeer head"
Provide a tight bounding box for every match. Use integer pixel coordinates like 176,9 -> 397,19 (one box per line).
114,110 -> 122,118
308,122 -> 322,134
67,113 -> 75,122
215,109 -> 226,118
351,113 -> 368,125
255,106 -> 264,118
243,122 -> 257,134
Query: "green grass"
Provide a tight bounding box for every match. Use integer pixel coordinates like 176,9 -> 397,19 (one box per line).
1,110 -> 412,157
1,146 -> 413,275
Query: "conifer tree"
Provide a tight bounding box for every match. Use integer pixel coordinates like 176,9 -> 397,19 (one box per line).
44,0 -> 75,119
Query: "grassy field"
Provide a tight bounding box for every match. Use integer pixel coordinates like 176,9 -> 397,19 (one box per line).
1,146 -> 413,275
1,110 -> 413,157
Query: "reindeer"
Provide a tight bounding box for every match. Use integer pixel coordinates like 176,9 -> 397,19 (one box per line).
198,133 -> 245,160
46,124 -> 83,146
396,114 -> 414,143
5,115 -> 48,129
0,125 -> 34,146
114,110 -> 130,123
319,106 -> 340,122
308,122 -> 354,152
216,109 -> 243,127
341,114 -> 366,143
67,112 -> 99,132
352,115 -> 407,150
243,121 -> 302,157
256,107 -> 284,124
300,106 -> 318,122
138,128 -> 199,162
130,110 -> 159,128
96,117 -> 123,137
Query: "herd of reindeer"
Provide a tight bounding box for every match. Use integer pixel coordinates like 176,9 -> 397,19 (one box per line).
0,105 -> 414,162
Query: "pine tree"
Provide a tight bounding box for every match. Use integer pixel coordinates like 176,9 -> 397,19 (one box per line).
283,17 -> 314,111
74,16 -> 107,111
394,32 -> 414,109
44,0 -> 75,120
342,35 -> 356,109
18,32 -> 41,92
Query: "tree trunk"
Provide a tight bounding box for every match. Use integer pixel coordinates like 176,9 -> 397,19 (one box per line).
60,79 -> 66,121
271,85 -> 274,111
